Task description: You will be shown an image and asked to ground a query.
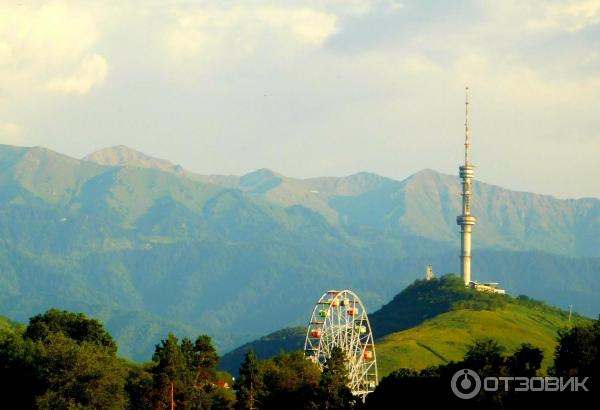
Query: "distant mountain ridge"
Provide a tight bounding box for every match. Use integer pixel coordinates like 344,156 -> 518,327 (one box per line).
83,145 -> 188,175
78,145 -> 600,257
0,143 -> 599,361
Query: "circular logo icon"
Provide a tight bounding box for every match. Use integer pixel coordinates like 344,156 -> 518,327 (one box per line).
451,368 -> 481,399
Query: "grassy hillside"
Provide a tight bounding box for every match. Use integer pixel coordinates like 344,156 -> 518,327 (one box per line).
376,303 -> 579,377
371,275 -> 587,377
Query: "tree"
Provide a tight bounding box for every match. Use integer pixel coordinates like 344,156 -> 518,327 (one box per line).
186,334 -> 223,409
551,319 -> 600,402
553,319 -> 600,378
190,335 -> 220,389
125,362 -> 155,410
34,332 -> 127,409
152,333 -> 187,408
318,346 -> 355,410
235,350 -> 264,410
25,309 -> 116,351
260,351 -> 320,409
506,343 -> 543,377
463,338 -> 506,377
151,333 -> 228,409
0,309 -> 127,409
364,368 -> 426,409
0,328 -> 41,409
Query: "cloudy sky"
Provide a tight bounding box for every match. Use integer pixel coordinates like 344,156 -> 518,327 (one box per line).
0,0 -> 599,198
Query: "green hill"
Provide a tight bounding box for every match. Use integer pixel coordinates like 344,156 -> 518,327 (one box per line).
376,303 -> 576,377
367,273 -> 507,337
220,275 -> 587,378
371,275 -> 586,376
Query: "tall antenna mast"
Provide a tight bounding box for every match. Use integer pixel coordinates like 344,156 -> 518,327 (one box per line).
465,86 -> 470,165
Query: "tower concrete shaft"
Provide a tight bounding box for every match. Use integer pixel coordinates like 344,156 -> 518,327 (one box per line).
457,87 -> 477,285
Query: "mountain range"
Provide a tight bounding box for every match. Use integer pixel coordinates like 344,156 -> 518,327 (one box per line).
0,144 -> 598,360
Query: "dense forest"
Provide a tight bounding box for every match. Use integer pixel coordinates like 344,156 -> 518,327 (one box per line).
0,308 -> 598,409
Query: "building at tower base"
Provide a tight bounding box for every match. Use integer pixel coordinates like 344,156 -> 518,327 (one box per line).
468,281 -> 506,294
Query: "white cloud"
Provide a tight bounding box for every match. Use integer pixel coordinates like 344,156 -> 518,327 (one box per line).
0,121 -> 23,145
319,0 -> 373,16
402,55 -> 444,76
0,1 -> 109,95
0,0 -> 598,197
316,0 -> 403,16
166,5 -> 338,63
45,54 -> 108,95
527,0 -> 600,31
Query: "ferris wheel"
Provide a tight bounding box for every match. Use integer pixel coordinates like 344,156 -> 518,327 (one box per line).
304,289 -> 378,399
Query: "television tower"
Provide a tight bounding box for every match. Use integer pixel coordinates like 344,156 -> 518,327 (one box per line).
457,87 -> 477,285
